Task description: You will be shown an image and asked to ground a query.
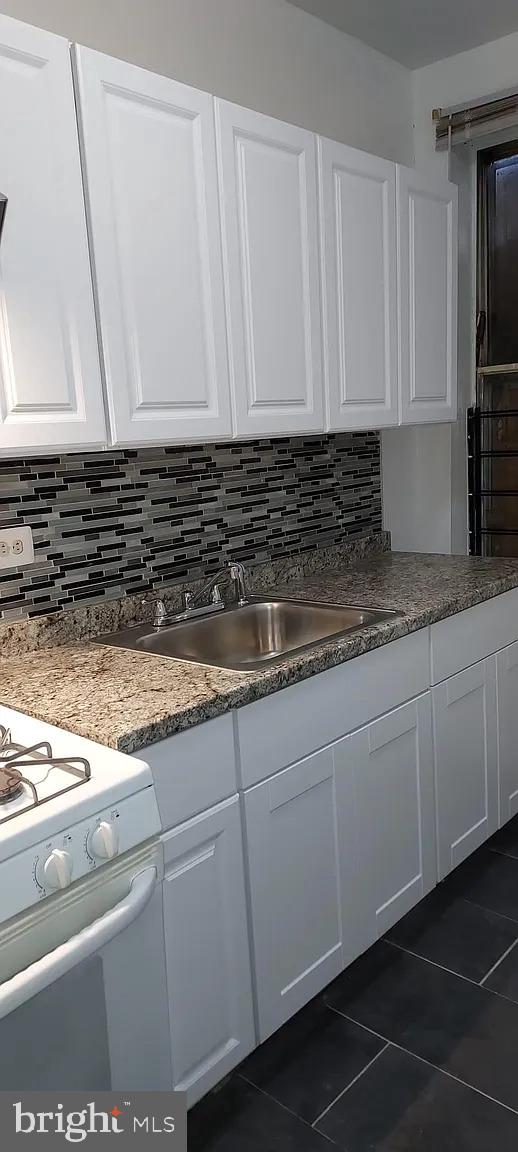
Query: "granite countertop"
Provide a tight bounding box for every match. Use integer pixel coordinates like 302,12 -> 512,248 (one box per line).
2,550 -> 518,754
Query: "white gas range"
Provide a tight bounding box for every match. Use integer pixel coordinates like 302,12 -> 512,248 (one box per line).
0,704 -> 172,1091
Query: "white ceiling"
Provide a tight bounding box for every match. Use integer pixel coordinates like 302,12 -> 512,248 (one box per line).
286,0 -> 518,68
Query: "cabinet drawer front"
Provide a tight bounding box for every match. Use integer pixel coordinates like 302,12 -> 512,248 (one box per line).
237,628 -> 429,787
430,587 -> 518,684
135,714 -> 237,831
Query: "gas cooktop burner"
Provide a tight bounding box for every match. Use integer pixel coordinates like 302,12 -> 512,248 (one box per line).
0,724 -> 91,824
0,765 -> 24,804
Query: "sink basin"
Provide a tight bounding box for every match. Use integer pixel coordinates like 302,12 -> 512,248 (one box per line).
94,598 -> 399,672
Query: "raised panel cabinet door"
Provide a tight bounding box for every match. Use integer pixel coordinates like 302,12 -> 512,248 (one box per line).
162,797 -> 255,1107
319,138 -> 398,430
215,99 -> 324,437
496,642 -> 518,826
433,658 -> 498,879
334,694 -> 436,943
0,16 -> 105,454
74,47 -> 232,446
244,747 -> 343,1042
397,166 -> 458,424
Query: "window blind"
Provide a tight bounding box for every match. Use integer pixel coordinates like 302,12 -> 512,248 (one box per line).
434,91 -> 518,150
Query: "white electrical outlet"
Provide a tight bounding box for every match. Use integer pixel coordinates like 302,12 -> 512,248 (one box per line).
0,526 -> 34,570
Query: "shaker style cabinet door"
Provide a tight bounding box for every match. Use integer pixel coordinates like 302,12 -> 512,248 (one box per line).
334,694 -> 436,942
433,658 -> 498,879
0,16 -> 105,454
244,747 -> 343,1042
319,139 -> 398,429
162,797 -> 255,1107
215,100 -> 324,437
74,47 -> 232,446
397,166 -> 458,424
496,641 -> 518,827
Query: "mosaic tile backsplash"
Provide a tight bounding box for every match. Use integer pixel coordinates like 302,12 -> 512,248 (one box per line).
0,432 -> 381,619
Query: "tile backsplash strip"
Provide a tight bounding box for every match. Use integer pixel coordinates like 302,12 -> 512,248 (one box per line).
0,432 -> 381,620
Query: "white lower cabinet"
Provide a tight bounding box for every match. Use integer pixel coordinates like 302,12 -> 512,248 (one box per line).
162,796 -> 255,1106
497,641 -> 518,826
334,694 -> 436,940
433,658 -> 498,879
244,746 -> 345,1042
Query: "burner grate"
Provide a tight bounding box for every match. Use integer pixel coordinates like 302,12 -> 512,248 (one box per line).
0,726 -> 91,824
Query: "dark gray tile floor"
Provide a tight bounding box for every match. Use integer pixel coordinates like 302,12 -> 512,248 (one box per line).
188,817 -> 518,1150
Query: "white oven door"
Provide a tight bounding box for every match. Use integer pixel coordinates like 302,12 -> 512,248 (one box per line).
0,843 -> 172,1090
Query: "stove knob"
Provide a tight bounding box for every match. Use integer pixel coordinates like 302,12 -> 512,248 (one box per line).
88,820 -> 119,861
40,849 -> 73,891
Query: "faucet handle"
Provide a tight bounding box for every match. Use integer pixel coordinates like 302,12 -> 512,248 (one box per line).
229,562 -> 247,606
141,591 -> 167,627
181,589 -> 193,611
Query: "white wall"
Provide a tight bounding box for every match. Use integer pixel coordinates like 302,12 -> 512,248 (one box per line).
384,29 -> 518,555
0,0 -> 413,163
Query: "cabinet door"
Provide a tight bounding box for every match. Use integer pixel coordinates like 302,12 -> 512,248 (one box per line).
335,695 -> 436,942
319,138 -> 398,430
497,642 -> 518,826
398,166 -> 458,424
433,659 -> 498,879
74,47 -> 232,446
216,100 -> 324,438
244,747 -> 343,1041
162,797 -> 255,1106
0,16 -> 105,454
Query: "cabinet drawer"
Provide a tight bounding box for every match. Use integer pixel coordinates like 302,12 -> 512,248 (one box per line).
134,714 -> 237,831
237,628 -> 429,788
430,588 -> 518,684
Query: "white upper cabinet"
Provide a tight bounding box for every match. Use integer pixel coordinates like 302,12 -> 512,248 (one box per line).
397,166 -> 458,425
74,48 -> 232,446
215,100 -> 324,438
0,17 -> 105,455
319,139 -> 398,430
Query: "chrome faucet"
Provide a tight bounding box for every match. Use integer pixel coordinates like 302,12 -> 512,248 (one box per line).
142,563 -> 248,629
182,563 -> 247,612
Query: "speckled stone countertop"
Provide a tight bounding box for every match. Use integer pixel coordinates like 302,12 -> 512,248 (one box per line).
2,550 -> 518,754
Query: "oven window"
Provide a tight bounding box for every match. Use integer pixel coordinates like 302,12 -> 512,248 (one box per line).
0,956 -> 111,1090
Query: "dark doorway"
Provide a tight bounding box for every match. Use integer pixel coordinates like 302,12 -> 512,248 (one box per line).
469,141 -> 518,556
481,143 -> 518,366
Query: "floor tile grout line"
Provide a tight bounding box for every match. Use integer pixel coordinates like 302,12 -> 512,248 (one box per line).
488,845 -> 518,862
456,893 -> 518,928
236,1072 -> 339,1146
480,936 -> 518,985
385,937 -> 483,988
385,935 -> 518,1006
311,1042 -> 390,1129
328,1005 -> 518,1118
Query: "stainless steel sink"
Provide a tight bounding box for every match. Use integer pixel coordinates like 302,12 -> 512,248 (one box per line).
94,598 -> 399,672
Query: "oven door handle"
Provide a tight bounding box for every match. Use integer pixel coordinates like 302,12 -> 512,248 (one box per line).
0,866 -> 157,1020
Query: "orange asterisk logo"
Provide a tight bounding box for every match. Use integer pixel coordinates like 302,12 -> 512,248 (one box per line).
111,1107 -> 123,1118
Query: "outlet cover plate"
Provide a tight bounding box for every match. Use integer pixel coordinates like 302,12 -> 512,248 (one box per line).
0,526 -> 34,570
